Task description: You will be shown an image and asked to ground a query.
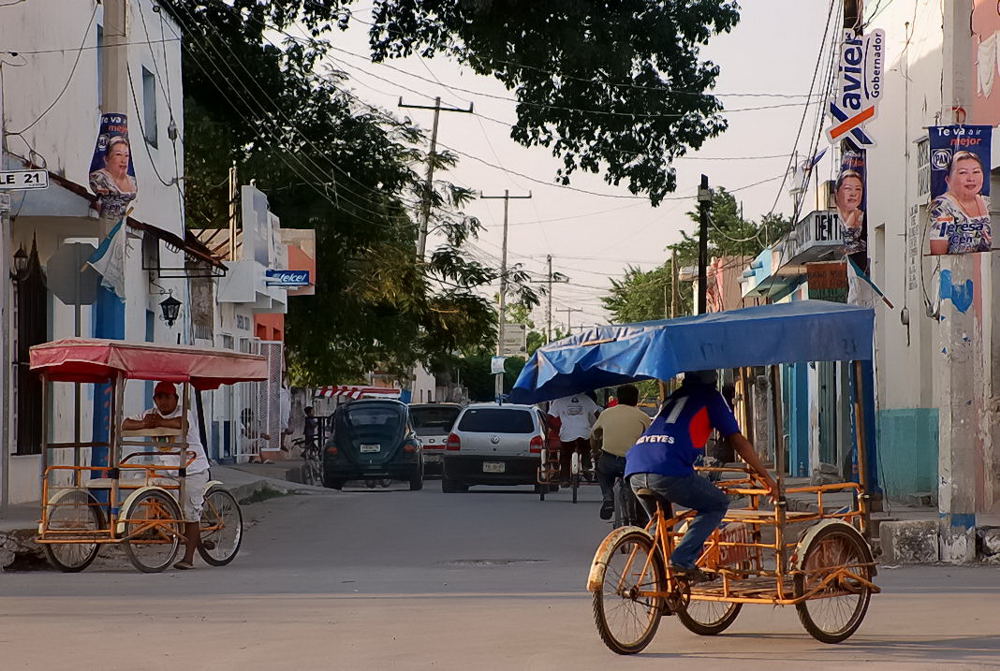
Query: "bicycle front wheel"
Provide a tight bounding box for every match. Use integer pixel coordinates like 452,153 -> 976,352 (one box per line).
122,489 -> 182,573
592,530 -> 665,655
198,486 -> 243,566
43,489 -> 104,572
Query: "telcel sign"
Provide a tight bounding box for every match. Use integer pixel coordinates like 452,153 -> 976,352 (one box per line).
265,269 -> 310,287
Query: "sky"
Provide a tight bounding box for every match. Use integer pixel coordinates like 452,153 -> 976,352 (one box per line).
302,1 -> 838,331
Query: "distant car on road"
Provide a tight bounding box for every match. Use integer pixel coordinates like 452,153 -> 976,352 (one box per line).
323,400 -> 423,491
441,403 -> 548,493
408,403 -> 462,475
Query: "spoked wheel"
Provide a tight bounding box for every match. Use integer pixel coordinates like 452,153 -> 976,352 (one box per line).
592,530 -> 665,655
43,490 -> 105,572
121,489 -> 182,573
675,558 -> 747,635
676,594 -> 742,635
198,486 -> 243,566
794,523 -> 874,644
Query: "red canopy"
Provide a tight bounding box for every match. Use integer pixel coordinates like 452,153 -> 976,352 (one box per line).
30,338 -> 269,390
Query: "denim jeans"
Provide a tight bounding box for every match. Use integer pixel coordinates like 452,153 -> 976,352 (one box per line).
629,472 -> 729,569
596,452 -> 625,504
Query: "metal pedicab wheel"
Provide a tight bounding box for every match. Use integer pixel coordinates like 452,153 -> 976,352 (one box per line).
197,486 -> 243,566
121,489 -> 183,573
43,489 -> 105,572
794,523 -> 874,644
675,580 -> 743,636
592,530 -> 665,655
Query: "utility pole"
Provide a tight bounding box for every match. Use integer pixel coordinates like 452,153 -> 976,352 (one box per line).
697,174 -> 711,315
398,97 -> 473,260
671,249 -> 679,318
547,254 -> 553,342
481,189 -> 531,399
91,0 -> 130,482
0,65 -> 7,513
227,163 -> 238,260
558,307 -> 583,334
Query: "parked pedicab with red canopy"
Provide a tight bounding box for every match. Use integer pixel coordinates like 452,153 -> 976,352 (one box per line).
510,301 -> 881,651
30,338 -> 268,573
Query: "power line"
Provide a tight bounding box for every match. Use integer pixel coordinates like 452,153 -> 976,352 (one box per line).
11,3 -> 98,134
168,4 -> 421,231
341,11 -> 821,100
170,2 -> 426,215
324,43 -> 815,119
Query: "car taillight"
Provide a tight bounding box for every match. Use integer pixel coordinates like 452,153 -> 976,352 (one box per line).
403,442 -> 417,453
529,435 -> 544,453
325,446 -> 338,455
446,433 -> 461,451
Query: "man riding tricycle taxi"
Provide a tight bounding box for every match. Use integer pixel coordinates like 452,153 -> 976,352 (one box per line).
121,381 -> 210,570
626,370 -> 777,582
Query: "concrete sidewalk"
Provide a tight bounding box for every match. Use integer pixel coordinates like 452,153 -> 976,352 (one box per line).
0,462 -> 324,570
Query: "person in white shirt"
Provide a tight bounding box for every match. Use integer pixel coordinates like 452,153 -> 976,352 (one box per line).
122,381 -> 209,570
547,392 -> 601,483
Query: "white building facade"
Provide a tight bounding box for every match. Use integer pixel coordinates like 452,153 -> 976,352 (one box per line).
0,1 -> 208,505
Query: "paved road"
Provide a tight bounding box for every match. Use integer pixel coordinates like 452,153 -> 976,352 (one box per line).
2,482 -> 999,670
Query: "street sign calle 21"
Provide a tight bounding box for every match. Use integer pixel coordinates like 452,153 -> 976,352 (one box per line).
0,169 -> 49,190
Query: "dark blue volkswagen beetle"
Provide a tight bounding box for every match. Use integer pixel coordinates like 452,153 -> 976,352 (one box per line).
322,400 -> 423,490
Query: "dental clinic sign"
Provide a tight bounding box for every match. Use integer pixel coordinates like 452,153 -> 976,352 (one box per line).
828,29 -> 884,148
265,269 -> 310,287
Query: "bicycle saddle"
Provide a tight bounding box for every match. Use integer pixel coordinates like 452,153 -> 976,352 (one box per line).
634,488 -> 673,515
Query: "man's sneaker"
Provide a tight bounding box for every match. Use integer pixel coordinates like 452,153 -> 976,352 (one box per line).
599,501 -> 614,520
669,564 -> 718,584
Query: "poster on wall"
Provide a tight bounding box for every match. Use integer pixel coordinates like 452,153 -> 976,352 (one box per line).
834,150 -> 866,257
928,124 -> 992,255
88,113 -> 137,223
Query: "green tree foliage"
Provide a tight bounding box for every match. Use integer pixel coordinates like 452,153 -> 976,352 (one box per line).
166,1 -> 537,384
360,0 -> 741,204
602,188 -> 791,323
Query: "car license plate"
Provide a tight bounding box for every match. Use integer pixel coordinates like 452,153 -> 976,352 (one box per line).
483,462 -> 505,473
359,443 -> 381,453
424,454 -> 441,463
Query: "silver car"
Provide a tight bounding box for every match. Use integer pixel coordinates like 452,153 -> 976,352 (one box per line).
441,402 -> 548,493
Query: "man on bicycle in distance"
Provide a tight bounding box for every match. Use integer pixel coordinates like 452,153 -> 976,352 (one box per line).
590,384 -> 651,520
626,370 -> 777,582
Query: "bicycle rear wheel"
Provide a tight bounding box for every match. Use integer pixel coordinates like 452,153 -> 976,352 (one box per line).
592,530 -> 665,655
122,489 -> 182,573
795,523 -> 874,644
198,486 -> 243,566
676,598 -> 742,635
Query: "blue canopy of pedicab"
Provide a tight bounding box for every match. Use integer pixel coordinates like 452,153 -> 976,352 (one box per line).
509,300 -> 874,404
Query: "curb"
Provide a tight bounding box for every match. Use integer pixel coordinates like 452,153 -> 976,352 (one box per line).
1,475 -> 318,571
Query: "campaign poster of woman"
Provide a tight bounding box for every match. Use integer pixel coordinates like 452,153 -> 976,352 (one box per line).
835,151 -> 866,256
928,125 -> 992,255
88,113 -> 137,223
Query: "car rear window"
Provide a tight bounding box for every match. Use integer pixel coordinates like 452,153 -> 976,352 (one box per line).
457,408 -> 535,434
410,406 -> 461,436
344,405 -> 403,428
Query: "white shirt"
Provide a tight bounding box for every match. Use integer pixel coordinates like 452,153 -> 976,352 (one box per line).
130,406 -> 210,474
548,394 -> 600,441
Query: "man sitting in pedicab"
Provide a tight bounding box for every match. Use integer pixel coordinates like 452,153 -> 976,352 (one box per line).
121,381 -> 210,570
626,370 -> 777,583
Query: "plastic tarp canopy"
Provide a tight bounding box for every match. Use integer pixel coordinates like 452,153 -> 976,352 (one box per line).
29,338 -> 268,390
510,301 -> 874,404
